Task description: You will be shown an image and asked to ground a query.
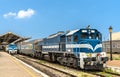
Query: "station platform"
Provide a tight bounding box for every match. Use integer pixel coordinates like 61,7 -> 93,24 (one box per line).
0,51 -> 43,77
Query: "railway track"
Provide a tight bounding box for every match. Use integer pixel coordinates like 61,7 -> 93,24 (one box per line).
14,55 -> 120,77
14,55 -> 76,77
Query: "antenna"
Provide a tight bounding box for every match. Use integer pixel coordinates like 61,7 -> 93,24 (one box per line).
87,25 -> 90,29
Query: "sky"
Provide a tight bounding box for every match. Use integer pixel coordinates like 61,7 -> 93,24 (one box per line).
0,0 -> 120,40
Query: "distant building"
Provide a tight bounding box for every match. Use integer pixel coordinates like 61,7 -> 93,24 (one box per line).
103,32 -> 120,53
111,32 -> 120,40
103,40 -> 120,53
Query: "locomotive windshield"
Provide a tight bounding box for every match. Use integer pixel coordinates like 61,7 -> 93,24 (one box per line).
80,29 -> 102,40
9,44 -> 17,47
8,44 -> 17,50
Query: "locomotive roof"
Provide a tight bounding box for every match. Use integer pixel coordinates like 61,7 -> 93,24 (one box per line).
66,28 -> 100,36
47,31 -> 64,39
66,29 -> 79,36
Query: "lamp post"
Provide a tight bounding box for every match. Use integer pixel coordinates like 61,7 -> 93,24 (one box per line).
109,26 -> 113,60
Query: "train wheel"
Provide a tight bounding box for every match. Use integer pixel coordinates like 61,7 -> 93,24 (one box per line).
31,53 -> 35,58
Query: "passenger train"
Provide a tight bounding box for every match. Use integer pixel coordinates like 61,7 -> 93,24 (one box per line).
18,27 -> 108,70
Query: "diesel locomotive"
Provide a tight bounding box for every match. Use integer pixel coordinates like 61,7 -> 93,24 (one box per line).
6,44 -> 18,54
18,27 -> 108,70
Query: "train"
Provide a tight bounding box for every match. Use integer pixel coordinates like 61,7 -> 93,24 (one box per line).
6,44 -> 18,54
18,27 -> 108,70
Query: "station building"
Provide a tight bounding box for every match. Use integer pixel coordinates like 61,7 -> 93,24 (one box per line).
103,32 -> 120,53
0,32 -> 30,51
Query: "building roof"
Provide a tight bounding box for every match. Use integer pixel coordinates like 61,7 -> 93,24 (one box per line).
0,32 -> 30,45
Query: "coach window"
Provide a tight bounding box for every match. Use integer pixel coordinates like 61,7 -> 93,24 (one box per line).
117,44 -> 120,48
74,35 -> 78,42
112,43 -> 116,48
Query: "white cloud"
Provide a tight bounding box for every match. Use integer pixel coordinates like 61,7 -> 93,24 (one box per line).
3,8 -> 35,19
17,9 -> 35,19
3,12 -> 16,18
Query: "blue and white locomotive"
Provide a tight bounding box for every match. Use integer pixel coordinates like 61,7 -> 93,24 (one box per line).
19,27 -> 108,70
6,44 -> 18,54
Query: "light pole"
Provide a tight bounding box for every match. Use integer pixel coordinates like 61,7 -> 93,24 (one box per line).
109,26 -> 113,60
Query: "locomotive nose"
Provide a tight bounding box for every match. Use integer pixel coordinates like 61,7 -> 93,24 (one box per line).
88,40 -> 101,48
88,40 -> 102,52
79,40 -> 102,52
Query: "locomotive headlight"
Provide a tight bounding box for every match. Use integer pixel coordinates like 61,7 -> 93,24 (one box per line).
91,30 -> 95,33
67,49 -> 72,52
100,52 -> 106,57
80,53 -> 87,58
87,53 -> 91,57
68,49 -> 71,52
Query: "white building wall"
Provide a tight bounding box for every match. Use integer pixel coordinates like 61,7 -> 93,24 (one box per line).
112,32 -> 120,40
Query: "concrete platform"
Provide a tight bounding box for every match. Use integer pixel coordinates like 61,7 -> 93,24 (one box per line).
106,60 -> 120,74
0,51 -> 44,77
